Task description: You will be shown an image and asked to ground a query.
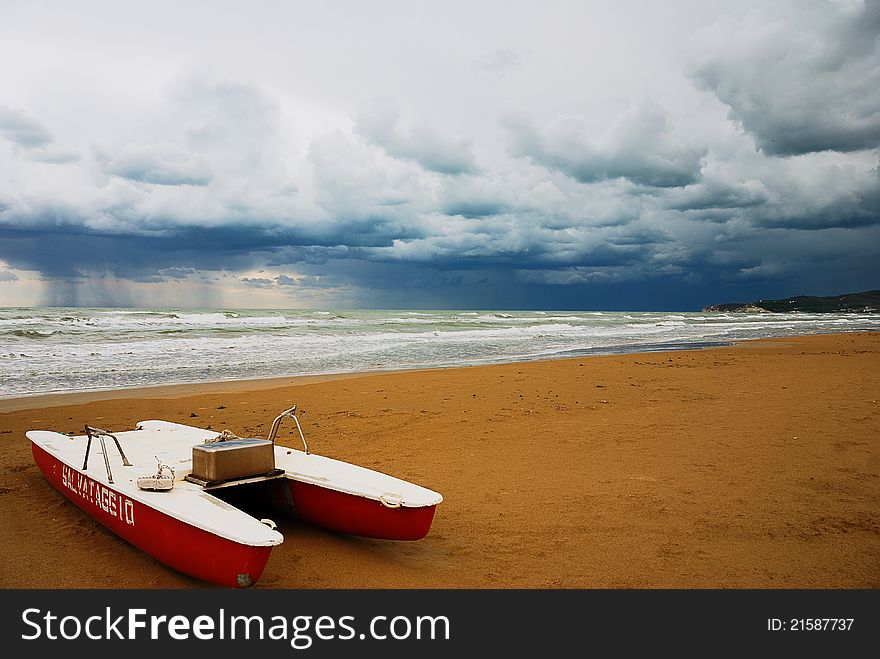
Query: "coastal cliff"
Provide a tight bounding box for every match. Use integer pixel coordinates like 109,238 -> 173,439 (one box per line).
703,290 -> 880,313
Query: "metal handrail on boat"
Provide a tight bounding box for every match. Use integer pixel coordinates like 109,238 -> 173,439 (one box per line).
267,405 -> 309,455
83,425 -> 132,484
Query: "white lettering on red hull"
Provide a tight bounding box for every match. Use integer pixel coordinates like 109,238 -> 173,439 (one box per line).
60,464 -> 135,526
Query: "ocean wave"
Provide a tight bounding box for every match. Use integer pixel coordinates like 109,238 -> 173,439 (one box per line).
7,329 -> 56,338
3,308 -> 878,398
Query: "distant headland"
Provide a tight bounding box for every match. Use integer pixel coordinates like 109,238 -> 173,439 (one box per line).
703,289 -> 880,313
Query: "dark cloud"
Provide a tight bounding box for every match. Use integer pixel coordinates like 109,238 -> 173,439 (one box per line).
160,266 -> 198,278
442,200 -> 507,219
436,174 -> 521,219
0,269 -> 18,282
253,275 -> 338,289
0,224 -> 269,282
503,102 -> 706,187
241,277 -> 275,288
665,177 -> 769,211
3,199 -> 877,311
753,207 -> 880,231
716,224 -> 880,295
355,104 -> 478,175
0,208 -> 424,295
0,107 -> 53,147
691,0 -> 880,155
125,273 -> 168,284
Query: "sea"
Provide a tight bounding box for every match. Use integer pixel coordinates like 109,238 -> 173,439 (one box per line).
1,307 -> 878,399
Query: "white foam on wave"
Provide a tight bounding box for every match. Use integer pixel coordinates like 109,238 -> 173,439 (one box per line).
2,308 -> 879,398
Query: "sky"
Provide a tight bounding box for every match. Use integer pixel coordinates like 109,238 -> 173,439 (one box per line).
0,0 -> 878,310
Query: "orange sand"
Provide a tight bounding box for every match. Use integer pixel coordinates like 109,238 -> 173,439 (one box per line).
1,332 -> 878,588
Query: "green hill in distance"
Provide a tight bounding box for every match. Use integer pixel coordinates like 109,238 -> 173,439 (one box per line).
703,290 -> 880,313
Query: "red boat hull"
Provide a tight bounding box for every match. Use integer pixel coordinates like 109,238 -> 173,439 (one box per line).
31,443 -> 273,588
275,480 -> 437,541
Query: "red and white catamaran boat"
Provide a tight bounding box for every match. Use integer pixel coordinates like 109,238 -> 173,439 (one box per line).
27,405 -> 442,587
28,423 -> 284,588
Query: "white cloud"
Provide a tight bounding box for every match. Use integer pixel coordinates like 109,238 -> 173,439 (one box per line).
355,102 -> 478,175
690,0 -> 880,154
503,101 -> 707,187
99,142 -> 213,186
0,107 -> 53,147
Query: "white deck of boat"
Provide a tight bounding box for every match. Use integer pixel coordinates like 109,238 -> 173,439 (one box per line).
27,425 -> 283,547
30,418 -> 441,539
137,420 -> 444,508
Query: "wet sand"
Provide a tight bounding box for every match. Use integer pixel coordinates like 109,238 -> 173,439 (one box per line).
1,332 -> 878,588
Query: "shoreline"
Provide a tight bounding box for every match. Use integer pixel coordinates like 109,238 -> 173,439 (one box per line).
0,372 -> 374,414
0,332 -> 858,413
2,330 -> 878,588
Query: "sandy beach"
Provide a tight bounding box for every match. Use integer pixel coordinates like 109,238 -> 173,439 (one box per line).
1,331 -> 878,589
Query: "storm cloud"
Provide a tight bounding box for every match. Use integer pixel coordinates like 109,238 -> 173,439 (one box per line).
503,102 -> 707,187
691,0 -> 880,155
0,0 -> 877,310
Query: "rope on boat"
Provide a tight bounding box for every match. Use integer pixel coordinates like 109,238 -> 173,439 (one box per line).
153,457 -> 175,480
204,429 -> 241,443
379,493 -> 404,508
136,456 -> 176,491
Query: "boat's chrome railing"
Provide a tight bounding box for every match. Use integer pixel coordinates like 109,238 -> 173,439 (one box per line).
83,425 -> 131,484
267,405 -> 309,454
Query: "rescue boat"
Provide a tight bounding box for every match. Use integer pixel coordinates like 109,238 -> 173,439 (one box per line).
27,405 -> 442,586
27,423 -> 283,588
141,405 -> 443,541
256,404 -> 440,540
